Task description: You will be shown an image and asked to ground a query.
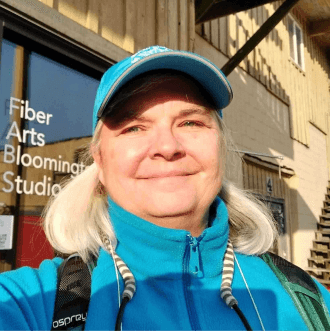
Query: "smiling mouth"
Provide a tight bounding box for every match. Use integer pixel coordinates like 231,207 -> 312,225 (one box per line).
139,173 -> 194,179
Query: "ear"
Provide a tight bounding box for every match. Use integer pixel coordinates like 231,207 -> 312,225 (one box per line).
91,145 -> 105,186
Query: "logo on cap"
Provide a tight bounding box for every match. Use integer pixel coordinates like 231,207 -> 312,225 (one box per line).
131,46 -> 171,64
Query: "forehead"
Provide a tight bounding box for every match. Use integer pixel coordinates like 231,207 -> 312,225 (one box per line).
103,72 -> 217,127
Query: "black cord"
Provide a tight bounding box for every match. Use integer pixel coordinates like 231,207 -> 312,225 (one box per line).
232,304 -> 253,331
115,295 -> 252,330
115,296 -> 130,331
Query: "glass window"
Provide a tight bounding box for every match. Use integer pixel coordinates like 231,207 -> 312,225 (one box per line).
0,35 -> 101,270
27,52 -> 99,144
295,27 -> 303,67
0,39 -> 17,213
288,16 -> 305,69
0,40 -> 16,150
288,17 -> 295,60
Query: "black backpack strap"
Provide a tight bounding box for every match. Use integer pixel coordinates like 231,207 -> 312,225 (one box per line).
51,254 -> 97,331
261,252 -> 330,331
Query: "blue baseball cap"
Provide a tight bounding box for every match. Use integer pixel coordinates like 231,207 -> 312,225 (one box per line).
93,46 -> 233,130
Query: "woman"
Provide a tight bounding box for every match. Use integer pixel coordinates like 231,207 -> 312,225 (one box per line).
0,46 -> 330,331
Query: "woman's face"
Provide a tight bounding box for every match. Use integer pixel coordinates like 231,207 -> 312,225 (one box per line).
94,75 -> 224,231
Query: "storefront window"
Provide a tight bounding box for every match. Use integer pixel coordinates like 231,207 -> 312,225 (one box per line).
0,35 -> 101,269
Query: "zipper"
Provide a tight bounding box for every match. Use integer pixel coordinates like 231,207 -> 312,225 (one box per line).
183,234 -> 203,330
188,236 -> 203,278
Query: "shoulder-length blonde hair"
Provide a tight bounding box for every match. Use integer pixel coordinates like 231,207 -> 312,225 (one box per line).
42,72 -> 277,262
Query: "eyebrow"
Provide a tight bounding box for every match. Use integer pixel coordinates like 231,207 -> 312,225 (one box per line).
176,107 -> 211,117
131,107 -> 212,122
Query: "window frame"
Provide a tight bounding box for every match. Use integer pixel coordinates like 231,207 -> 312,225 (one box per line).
287,15 -> 305,70
0,8 -> 112,78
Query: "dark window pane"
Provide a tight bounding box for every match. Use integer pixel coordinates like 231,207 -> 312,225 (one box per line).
27,52 -> 99,144
288,18 -> 295,60
0,36 -> 100,269
295,26 -> 303,67
0,40 -> 16,150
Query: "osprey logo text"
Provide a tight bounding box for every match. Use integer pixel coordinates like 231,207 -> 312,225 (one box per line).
52,313 -> 87,329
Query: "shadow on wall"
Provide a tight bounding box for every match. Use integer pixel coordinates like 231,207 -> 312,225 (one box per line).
285,184 -> 327,269
247,4 -> 283,49
249,2 -> 328,78
222,64 -> 328,268
227,147 -> 325,268
224,67 -> 294,160
200,1 -> 330,128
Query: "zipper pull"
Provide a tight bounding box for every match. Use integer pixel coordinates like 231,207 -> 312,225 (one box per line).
188,236 -> 203,278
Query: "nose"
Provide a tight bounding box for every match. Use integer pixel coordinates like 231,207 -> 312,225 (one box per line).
149,127 -> 186,161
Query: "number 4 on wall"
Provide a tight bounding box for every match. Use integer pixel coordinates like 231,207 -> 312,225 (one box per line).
266,177 -> 273,195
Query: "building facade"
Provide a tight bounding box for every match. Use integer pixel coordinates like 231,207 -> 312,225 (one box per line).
0,0 -> 329,285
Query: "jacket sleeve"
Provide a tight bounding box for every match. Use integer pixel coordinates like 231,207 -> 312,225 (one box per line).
0,257 -> 62,331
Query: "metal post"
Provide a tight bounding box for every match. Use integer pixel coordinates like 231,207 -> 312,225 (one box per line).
221,0 -> 300,76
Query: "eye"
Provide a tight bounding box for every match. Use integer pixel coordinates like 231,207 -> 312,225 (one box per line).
181,121 -> 204,127
122,126 -> 142,134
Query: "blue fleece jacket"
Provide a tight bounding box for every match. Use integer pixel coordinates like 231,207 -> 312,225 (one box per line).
0,197 -> 330,330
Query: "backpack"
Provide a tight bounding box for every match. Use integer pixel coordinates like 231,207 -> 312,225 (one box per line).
51,254 -> 96,331
261,252 -> 330,330
51,252 -> 330,330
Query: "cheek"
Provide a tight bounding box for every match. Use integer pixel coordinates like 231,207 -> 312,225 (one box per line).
209,145 -> 223,178
192,131 -> 222,168
205,138 -> 224,185
100,140 -> 148,180
214,137 -> 225,176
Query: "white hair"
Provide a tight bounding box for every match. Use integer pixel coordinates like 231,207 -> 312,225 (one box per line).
42,73 -> 277,262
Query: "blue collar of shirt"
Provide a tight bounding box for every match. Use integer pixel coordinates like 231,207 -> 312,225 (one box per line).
104,196 -> 229,279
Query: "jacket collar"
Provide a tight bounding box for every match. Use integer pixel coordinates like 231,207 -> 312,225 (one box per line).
101,196 -> 229,279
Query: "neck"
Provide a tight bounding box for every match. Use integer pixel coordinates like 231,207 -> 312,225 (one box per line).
138,209 -> 210,237
108,196 -> 216,237
106,196 -> 229,279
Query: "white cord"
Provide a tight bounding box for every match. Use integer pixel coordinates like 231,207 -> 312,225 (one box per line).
109,241 -> 121,309
234,253 -> 266,331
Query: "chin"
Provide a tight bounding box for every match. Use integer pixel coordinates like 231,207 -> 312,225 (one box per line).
145,195 -> 198,217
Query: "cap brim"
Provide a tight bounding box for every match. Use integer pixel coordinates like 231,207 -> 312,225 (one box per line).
97,51 -> 233,120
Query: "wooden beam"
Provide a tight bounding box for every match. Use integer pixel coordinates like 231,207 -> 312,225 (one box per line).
195,0 -> 278,24
195,0 -> 215,24
221,0 -> 300,76
308,19 -> 330,37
